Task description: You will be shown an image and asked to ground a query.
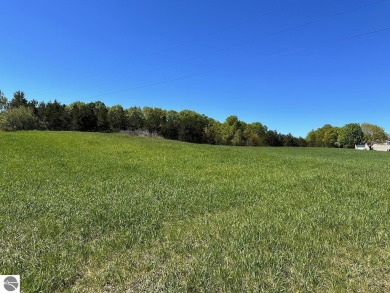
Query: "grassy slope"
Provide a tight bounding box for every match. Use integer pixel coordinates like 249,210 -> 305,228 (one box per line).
0,131 -> 389,292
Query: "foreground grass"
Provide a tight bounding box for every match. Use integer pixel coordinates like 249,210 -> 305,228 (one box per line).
1,131 -> 389,292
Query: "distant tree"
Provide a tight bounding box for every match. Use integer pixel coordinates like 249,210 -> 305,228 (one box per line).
162,110 -> 179,140
9,91 -> 28,108
282,133 -> 298,147
306,124 -> 340,148
231,128 -> 245,146
306,130 -> 317,147
361,123 -> 387,150
311,125 -> 326,146
143,107 -> 166,134
249,122 -> 267,136
223,115 -> 236,125
338,123 -> 364,148
265,130 -> 283,146
242,123 -> 262,146
323,126 -> 340,147
0,90 -> 8,112
211,117 -> 271,146
81,102 -> 99,131
0,106 -> 38,131
204,118 -> 220,145
317,124 -> 332,147
216,115 -> 242,145
296,137 -> 308,147
108,105 -> 126,132
94,101 -> 109,132
68,101 -> 85,131
177,110 -> 208,143
27,99 -> 39,115
249,122 -> 267,146
35,101 -> 47,129
126,107 -> 145,131
41,100 -> 69,130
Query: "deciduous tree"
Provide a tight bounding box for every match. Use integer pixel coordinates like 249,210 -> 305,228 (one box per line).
126,107 -> 145,131
361,123 -> 387,150
108,105 -> 126,132
338,123 -> 363,148
177,110 -> 208,143
0,107 -> 38,131
143,107 -> 166,134
94,101 -> 109,132
162,110 -> 179,140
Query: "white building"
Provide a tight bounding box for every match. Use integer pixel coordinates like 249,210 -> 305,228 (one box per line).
355,144 -> 368,150
355,140 -> 390,152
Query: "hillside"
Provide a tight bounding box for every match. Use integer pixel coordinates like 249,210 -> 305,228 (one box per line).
1,131 -> 389,292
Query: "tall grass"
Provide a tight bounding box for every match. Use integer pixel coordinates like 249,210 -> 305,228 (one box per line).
1,131 -> 389,292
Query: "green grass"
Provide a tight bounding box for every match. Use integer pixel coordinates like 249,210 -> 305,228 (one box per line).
1,131 -> 390,292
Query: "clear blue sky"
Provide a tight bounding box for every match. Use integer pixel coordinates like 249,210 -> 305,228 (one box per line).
1,0 -> 389,137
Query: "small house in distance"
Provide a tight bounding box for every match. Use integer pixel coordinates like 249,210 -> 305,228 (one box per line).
355,144 -> 368,150
371,141 -> 390,152
355,139 -> 390,152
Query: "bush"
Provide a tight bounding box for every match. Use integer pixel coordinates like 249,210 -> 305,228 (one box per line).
0,107 -> 38,131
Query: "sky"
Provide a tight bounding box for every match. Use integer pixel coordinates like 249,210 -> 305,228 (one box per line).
1,0 -> 389,137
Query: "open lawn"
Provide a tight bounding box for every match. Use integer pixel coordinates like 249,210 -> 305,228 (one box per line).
1,131 -> 389,292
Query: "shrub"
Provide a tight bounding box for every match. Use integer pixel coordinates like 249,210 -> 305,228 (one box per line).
0,107 -> 38,131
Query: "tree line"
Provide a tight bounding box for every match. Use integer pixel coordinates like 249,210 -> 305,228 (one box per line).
0,90 -> 307,147
1,90 -> 387,148
306,123 -> 388,149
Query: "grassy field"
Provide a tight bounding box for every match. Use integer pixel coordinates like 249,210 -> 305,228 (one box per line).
1,131 -> 389,292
